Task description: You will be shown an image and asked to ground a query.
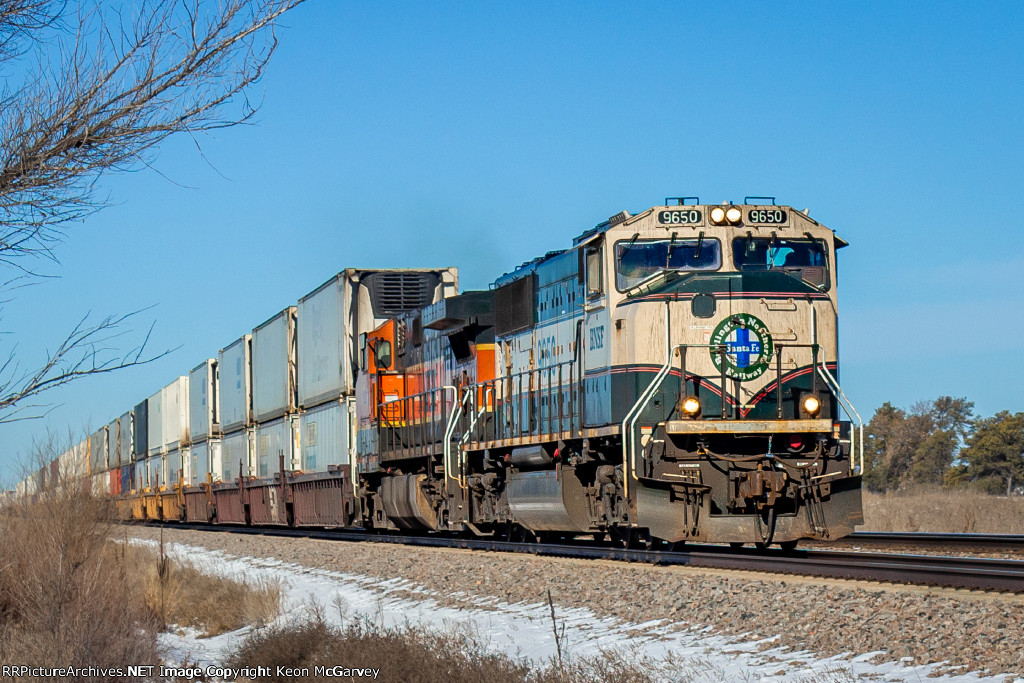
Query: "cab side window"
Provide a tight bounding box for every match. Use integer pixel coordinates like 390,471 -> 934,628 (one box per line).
585,247 -> 603,297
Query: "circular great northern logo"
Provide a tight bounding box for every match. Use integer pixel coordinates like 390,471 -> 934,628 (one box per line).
709,313 -> 774,381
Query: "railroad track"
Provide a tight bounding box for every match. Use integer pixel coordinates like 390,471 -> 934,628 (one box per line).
138,523 -> 1024,593
846,531 -> 1024,549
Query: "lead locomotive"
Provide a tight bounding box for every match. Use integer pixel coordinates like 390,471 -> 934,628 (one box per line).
358,200 -> 863,548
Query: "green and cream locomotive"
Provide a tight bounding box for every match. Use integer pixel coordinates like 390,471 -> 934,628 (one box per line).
361,199 -> 863,548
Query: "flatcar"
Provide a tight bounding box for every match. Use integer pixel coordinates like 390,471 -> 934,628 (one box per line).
22,198 -> 864,549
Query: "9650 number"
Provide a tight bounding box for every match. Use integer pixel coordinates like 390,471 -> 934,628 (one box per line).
747,209 -> 788,224
658,209 -> 702,224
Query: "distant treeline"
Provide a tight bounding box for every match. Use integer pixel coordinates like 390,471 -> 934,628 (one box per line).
863,397 -> 1024,496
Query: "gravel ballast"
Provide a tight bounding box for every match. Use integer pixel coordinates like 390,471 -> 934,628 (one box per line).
128,526 -> 1024,677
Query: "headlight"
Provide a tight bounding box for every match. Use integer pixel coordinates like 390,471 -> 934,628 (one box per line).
682,396 -> 701,416
802,396 -> 821,416
725,206 -> 742,223
709,207 -> 726,224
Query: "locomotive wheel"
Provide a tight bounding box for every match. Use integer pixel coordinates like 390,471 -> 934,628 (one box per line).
729,542 -> 745,549
779,540 -> 799,551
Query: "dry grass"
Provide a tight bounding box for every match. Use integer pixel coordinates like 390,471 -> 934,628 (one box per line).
225,610 -> 714,683
125,539 -> 283,636
0,481 -> 283,681
0,486 -> 159,680
861,487 -> 1024,533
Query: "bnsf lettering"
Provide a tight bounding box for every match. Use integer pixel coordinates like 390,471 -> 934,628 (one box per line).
588,326 -> 605,350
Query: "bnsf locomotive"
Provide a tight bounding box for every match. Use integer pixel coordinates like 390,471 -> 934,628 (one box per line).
21,199 -> 864,549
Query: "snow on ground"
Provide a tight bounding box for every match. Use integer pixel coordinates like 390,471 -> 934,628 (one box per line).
138,539 -> 1023,682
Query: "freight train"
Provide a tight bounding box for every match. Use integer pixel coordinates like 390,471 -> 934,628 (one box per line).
16,199 -> 864,549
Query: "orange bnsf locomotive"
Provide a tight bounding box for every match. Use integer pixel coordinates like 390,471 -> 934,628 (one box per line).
356,199 -> 863,548
21,199 -> 864,550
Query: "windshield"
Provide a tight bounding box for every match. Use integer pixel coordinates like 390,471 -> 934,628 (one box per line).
732,237 -> 830,287
616,238 -> 721,290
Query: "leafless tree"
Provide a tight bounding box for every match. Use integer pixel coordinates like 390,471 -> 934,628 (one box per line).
0,0 -> 305,421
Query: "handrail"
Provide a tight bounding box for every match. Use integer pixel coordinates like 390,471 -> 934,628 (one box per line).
441,385 -> 463,489
815,350 -> 863,475
620,306 -> 672,500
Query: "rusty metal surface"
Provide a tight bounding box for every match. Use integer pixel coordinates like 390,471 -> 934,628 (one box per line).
184,488 -> 212,523
247,481 -> 287,525
665,419 -> 832,434
213,485 -> 246,524
292,471 -> 349,527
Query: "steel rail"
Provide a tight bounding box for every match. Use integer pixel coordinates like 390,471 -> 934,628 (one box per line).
846,531 -> 1024,548
135,522 -> 1024,593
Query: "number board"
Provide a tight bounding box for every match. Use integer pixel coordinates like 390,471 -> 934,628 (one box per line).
657,209 -> 703,225
746,208 -> 788,224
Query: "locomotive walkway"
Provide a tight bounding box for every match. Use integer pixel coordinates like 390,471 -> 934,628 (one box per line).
139,523 -> 1024,593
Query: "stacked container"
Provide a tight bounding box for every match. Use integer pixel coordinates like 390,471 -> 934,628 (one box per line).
188,359 -> 221,484
118,411 -> 133,467
251,307 -> 298,477
218,334 -> 253,480
295,270 -> 457,473
88,427 -> 108,475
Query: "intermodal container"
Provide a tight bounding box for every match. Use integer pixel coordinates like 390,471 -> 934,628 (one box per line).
189,359 -> 219,442
254,416 -> 297,477
133,399 -> 148,461
162,376 -> 190,451
219,335 -> 252,432
118,411 -> 133,466
299,399 -> 354,471
296,269 -> 459,408
147,389 -> 164,457
190,439 -> 222,485
251,307 -> 297,423
221,428 -> 252,481
108,417 -> 120,469
89,426 -> 108,474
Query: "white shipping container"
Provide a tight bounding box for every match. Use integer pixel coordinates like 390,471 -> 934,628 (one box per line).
300,399 -> 354,471
189,439 -> 222,485
162,376 -> 190,451
148,456 -> 163,489
254,416 -> 298,477
91,472 -> 109,497
118,411 -> 133,466
148,389 -> 164,457
107,418 -> 120,468
89,427 -> 108,474
219,335 -> 252,432
59,440 -> 88,481
221,428 -> 253,481
252,307 -> 297,423
163,449 -> 182,486
297,275 -> 351,407
297,269 -> 458,408
189,359 -> 219,442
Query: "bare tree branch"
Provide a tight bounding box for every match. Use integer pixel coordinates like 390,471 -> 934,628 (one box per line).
0,308 -> 174,423
0,0 -> 304,269
0,0 -> 305,418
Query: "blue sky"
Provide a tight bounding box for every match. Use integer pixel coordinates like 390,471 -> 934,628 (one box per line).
3,1 -> 1023,481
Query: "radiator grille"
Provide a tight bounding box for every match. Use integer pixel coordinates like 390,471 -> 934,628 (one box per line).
494,274 -> 535,337
364,272 -> 441,317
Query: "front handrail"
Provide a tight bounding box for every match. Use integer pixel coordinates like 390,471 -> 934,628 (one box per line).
816,350 -> 863,475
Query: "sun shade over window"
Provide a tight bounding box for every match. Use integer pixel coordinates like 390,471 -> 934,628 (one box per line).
615,238 -> 721,291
